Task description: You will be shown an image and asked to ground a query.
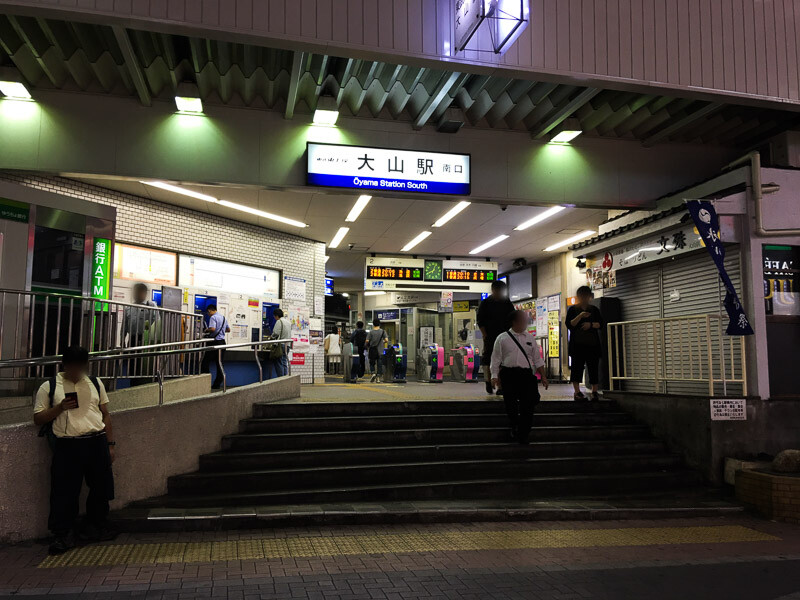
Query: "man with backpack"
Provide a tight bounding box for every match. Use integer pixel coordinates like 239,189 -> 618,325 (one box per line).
33,346 -> 116,555
365,317 -> 389,383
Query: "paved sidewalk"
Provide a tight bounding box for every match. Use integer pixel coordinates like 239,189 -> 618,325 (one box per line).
1,516 -> 799,599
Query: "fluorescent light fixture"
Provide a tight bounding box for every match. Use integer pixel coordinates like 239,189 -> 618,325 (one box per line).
401,231 -> 432,252
140,181 -> 218,203
324,255 -> 330,263
175,82 -> 202,114
549,118 -> 582,144
329,227 -> 349,249
544,230 -> 596,252
341,293 -> 349,298
364,291 -> 385,296
218,200 -> 307,228
313,96 -> 339,126
0,80 -> 31,100
345,195 -> 371,222
432,201 -> 470,227
469,234 -> 510,255
515,206 -> 567,231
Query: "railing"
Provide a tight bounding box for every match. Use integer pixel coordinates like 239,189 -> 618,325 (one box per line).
607,314 -> 747,396
0,288 -> 206,385
0,338 -> 294,406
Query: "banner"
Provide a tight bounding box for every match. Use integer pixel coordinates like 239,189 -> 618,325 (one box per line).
686,200 -> 754,335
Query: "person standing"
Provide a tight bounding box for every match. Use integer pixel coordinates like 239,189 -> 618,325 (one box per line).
477,280 -> 515,394
201,304 -> 230,390
324,326 -> 342,375
490,310 -> 548,444
269,308 -> 292,378
33,346 -> 117,554
350,321 -> 367,379
565,286 -> 604,401
365,317 -> 388,383
121,283 -> 158,386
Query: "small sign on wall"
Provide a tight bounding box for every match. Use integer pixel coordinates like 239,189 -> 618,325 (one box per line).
710,398 -> 746,421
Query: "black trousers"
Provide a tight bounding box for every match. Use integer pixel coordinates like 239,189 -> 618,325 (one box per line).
49,433 -> 114,536
570,345 -> 601,385
355,345 -> 365,377
201,339 -> 226,388
499,367 -> 540,441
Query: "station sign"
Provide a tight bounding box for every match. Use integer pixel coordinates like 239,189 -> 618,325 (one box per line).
307,143 -> 470,196
375,309 -> 400,321
365,257 -> 497,293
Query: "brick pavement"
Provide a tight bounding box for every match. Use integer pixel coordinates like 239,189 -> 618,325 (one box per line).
1,516 -> 799,599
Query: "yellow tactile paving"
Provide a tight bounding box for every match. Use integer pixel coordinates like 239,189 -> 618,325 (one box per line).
38,525 -> 779,568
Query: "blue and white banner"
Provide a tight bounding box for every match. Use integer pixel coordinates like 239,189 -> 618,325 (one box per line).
686,200 -> 754,336
307,143 -> 470,196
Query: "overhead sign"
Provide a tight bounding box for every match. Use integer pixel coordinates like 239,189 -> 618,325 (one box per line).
365,257 -> 498,293
0,198 -> 29,223
455,0 -> 486,50
376,309 -> 400,321
454,0 -> 529,54
307,142 -> 470,196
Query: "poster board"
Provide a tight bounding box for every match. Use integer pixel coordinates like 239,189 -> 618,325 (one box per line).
288,303 -> 310,350
548,311 -> 560,358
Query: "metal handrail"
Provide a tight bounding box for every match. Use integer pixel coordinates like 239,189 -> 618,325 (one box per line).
2,288 -> 199,317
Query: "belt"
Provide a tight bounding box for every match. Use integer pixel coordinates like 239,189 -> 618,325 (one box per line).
500,366 -> 533,372
57,430 -> 106,440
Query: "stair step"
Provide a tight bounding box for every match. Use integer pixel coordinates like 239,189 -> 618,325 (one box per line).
240,412 -> 634,433
223,425 -> 654,451
200,439 -> 668,471
169,454 -> 684,494
253,399 -> 619,418
137,470 -> 703,508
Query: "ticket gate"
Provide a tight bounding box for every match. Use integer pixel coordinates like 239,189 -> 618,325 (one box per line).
450,345 -> 481,382
342,342 -> 360,383
416,344 -> 444,383
382,343 -> 407,383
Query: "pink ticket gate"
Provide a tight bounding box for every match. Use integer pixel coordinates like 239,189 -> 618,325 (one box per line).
449,345 -> 480,382
417,344 -> 444,382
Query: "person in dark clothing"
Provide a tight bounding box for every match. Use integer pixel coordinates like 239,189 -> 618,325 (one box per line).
565,286 -> 604,401
477,280 -> 515,394
350,321 -> 367,379
201,304 -> 230,389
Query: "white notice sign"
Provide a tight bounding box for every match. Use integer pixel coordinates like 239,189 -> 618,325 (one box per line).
284,276 -> 307,303
710,399 -> 746,421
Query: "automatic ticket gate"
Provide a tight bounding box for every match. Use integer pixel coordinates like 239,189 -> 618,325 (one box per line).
382,343 -> 407,383
450,345 -> 480,382
342,342 -> 361,383
417,344 -> 444,383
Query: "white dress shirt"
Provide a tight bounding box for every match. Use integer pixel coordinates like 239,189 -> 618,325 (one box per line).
490,329 -> 546,379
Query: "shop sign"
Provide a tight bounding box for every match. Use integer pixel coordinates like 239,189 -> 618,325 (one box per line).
91,238 -> 111,300
710,398 -> 746,421
307,143 -> 470,196
0,198 -> 29,223
453,300 -> 470,312
376,309 -> 400,321
607,224 -> 703,270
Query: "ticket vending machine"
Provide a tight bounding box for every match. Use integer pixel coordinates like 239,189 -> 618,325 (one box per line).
449,345 -> 481,382
416,344 -> 444,383
342,342 -> 360,383
382,343 -> 407,383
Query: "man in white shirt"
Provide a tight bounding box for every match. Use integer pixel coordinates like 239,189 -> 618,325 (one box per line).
33,346 -> 116,554
490,310 -> 549,444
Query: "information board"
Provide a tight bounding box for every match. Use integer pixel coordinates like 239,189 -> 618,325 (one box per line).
547,310 -> 560,358
710,399 -> 746,420
114,244 -> 177,285
179,255 -> 280,299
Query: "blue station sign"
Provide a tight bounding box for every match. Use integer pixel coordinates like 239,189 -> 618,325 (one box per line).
307,143 -> 471,196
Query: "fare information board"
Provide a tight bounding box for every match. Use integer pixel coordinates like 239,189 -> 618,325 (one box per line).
365,257 -> 497,293
307,143 -> 470,196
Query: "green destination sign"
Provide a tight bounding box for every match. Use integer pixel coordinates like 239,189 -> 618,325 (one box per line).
0,198 -> 29,223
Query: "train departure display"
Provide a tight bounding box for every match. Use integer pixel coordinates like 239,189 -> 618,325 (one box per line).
444,268 -> 497,282
366,266 -> 423,281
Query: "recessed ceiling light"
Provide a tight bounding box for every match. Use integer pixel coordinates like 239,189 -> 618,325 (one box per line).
0,80 -> 31,100
432,201 -> 470,227
469,235 -> 509,255
218,200 -> 307,228
175,82 -> 203,114
345,195 -> 372,222
401,231 -> 432,252
549,130 -> 582,144
329,227 -> 349,249
313,96 -> 339,126
514,206 -> 567,231
140,181 -> 218,203
544,230 -> 596,252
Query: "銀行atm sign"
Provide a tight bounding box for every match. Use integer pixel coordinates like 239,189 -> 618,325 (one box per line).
91,238 -> 111,300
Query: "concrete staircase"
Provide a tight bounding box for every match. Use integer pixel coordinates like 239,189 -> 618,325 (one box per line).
114,399 -> 735,527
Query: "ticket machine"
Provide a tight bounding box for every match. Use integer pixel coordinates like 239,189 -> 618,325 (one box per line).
416,344 -> 444,383
342,342 -> 360,383
382,343 -> 407,383
449,345 -> 480,382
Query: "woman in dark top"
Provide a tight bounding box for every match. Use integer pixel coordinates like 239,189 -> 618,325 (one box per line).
565,286 -> 604,401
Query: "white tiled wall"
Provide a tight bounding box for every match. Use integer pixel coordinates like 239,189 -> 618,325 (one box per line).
0,172 -> 325,383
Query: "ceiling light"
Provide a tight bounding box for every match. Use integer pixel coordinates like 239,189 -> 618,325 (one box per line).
514,206 -> 567,231
175,82 -> 203,114
549,118 -> 582,144
341,293 -> 349,298
313,95 -> 339,126
0,80 -> 31,100
140,181 -> 218,203
432,201 -> 470,227
401,231 -> 432,252
469,234 -> 510,255
544,230 -> 596,252
218,200 -> 307,228
324,255 -> 330,263
329,227 -> 349,249
364,291 -> 385,296
345,195 -> 371,222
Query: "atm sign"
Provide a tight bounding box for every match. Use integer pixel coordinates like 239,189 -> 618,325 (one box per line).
91,238 -> 111,299
444,268 -> 496,282
366,266 -> 423,281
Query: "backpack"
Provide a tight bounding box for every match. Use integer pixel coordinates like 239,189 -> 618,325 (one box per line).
37,376 -> 101,450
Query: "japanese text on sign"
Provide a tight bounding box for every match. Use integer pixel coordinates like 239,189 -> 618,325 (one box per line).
91,238 -> 111,300
710,398 -> 746,421
366,266 -> 423,281
443,268 -> 497,282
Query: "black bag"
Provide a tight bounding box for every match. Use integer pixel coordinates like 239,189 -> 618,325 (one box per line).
269,319 -> 286,359
38,376 -> 101,450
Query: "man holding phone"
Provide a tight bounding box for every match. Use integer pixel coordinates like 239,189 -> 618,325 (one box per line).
33,346 -> 116,554
565,286 -> 604,401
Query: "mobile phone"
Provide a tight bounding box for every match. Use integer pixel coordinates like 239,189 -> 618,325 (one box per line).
64,391 -> 78,408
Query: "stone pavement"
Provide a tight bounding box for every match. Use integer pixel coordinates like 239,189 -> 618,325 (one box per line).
2,516 -> 799,599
